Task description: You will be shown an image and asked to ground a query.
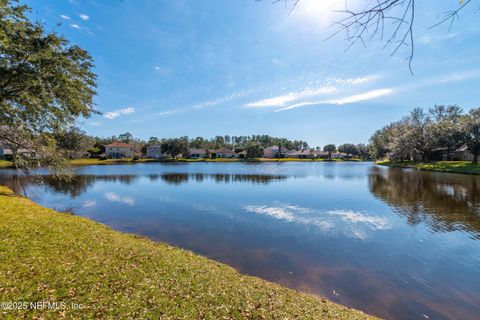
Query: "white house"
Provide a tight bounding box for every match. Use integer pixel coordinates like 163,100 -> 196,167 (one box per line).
213,147 -> 237,158
188,148 -> 208,159
146,144 -> 166,159
105,142 -> 135,159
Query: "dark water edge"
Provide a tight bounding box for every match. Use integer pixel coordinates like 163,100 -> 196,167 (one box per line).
1,162 -> 479,320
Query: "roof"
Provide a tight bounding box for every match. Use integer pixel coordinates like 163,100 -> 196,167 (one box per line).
147,144 -> 162,149
287,150 -> 311,155
189,148 -> 207,153
215,147 -> 235,154
106,142 -> 133,148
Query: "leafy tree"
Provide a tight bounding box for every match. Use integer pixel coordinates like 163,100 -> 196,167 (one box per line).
245,143 -> 264,159
428,105 -> 466,160
323,144 -> 336,160
338,143 -> 358,158
54,127 -> 95,159
118,132 -> 134,143
0,0 -> 96,176
161,137 -> 188,159
356,143 -> 370,160
148,136 -> 160,144
463,108 -> 480,163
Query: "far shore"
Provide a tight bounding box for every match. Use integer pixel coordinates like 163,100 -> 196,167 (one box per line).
0,157 -> 364,169
376,160 -> 480,175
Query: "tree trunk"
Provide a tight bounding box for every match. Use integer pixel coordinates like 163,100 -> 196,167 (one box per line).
473,152 -> 478,164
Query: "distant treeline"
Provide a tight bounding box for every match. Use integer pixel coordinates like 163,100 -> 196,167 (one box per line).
51,131 -> 369,160
369,105 -> 480,163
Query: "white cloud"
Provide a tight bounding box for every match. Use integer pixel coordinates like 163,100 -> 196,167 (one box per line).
192,92 -> 247,109
332,75 -> 379,85
83,200 -> 96,208
327,210 -> 390,230
70,23 -> 81,29
105,192 -> 135,206
245,75 -> 379,109
275,88 -> 394,112
246,86 -> 337,108
60,15 -> 71,20
244,204 -> 332,230
79,14 -> 89,21
104,107 -> 135,120
327,88 -> 394,105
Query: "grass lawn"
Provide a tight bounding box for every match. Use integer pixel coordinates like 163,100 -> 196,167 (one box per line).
376,160 -> 480,175
0,160 -> 13,168
0,186 -> 376,319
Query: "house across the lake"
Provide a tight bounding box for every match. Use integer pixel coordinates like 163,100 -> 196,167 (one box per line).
212,147 -> 237,158
188,148 -> 209,159
105,142 -> 135,159
146,144 -> 167,159
286,150 -> 314,159
263,146 -> 288,158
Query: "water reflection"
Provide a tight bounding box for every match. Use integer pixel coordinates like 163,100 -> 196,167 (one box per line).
0,173 -> 288,197
369,166 -> 480,238
1,163 -> 480,320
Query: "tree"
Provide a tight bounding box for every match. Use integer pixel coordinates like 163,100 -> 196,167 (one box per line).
266,0 -> 475,73
148,136 -> 160,144
323,144 -> 336,160
463,108 -> 480,163
54,127 -> 95,159
245,143 -> 264,159
338,143 -> 358,159
161,137 -> 189,159
356,143 -> 370,160
428,105 -> 466,160
0,0 -> 97,176
118,132 -> 134,143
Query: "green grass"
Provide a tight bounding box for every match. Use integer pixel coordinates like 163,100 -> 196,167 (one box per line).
69,158 -> 159,166
0,160 -> 13,168
0,188 -> 376,319
376,160 -> 480,175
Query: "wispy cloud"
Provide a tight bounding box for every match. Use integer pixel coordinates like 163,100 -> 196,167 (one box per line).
331,75 -> 379,85
70,23 -> 81,30
246,85 -> 337,108
104,107 -> 135,120
60,14 -> 70,20
245,75 -> 379,109
83,200 -> 96,208
79,14 -> 89,21
275,88 -> 394,112
105,192 -> 135,206
193,92 -> 247,109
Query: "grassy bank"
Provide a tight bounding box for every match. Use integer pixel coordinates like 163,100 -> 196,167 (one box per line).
376,160 -> 480,175
0,160 -> 13,168
0,187 -> 376,319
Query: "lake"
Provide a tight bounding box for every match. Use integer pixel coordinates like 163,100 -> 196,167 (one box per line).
1,162 -> 479,320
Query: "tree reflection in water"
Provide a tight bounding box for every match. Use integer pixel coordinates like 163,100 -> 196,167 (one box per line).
369,166 -> 480,239
0,173 -> 288,197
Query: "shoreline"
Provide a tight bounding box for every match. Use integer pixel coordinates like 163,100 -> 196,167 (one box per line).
0,185 -> 376,319
376,160 -> 480,175
0,158 -> 364,169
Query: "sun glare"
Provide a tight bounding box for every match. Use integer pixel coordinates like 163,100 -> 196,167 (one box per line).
292,0 -> 349,28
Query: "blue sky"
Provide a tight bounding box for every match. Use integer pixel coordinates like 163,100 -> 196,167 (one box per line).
26,0 -> 480,147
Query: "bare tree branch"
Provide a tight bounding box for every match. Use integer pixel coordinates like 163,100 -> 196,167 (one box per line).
261,0 -> 476,75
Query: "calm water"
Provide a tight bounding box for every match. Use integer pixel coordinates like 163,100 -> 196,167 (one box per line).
1,162 -> 479,320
